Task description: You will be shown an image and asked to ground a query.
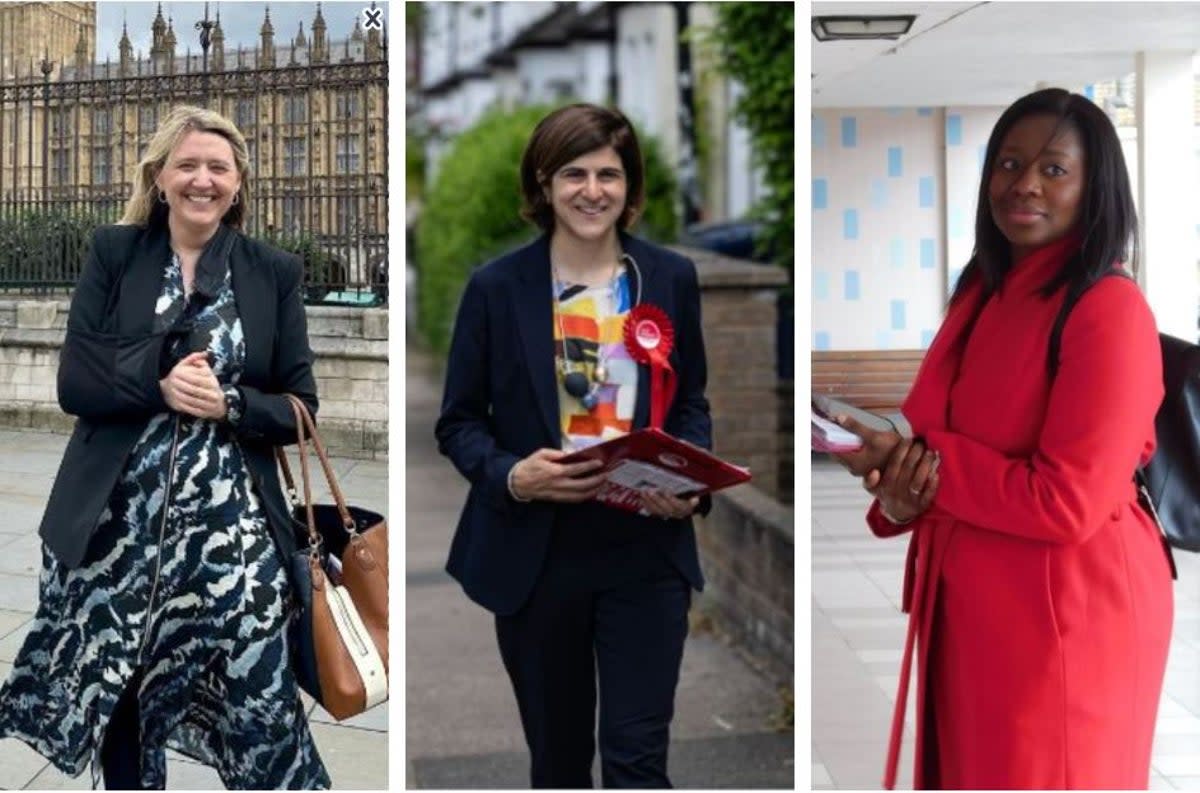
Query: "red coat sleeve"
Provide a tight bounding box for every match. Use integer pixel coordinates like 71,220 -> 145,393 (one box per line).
866,498 -> 918,538
924,277 -> 1162,544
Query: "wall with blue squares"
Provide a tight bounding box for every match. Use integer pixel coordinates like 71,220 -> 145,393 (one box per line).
812,105 -> 1006,351
944,107 -> 1004,295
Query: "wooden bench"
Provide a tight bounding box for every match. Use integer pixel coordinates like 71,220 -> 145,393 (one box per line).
811,349 -> 926,413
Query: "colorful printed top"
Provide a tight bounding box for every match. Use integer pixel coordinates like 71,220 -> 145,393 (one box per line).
554,265 -> 639,451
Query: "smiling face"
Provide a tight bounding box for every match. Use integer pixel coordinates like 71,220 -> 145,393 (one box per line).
546,145 -> 627,246
155,129 -> 242,238
987,113 -> 1086,262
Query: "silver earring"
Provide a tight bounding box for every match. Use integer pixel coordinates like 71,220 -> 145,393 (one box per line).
157,190 -> 168,204
231,192 -> 239,206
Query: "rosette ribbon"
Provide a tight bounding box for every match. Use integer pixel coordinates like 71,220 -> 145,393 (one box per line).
623,304 -> 677,429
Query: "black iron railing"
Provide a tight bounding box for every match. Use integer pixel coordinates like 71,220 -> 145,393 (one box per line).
0,59 -> 388,305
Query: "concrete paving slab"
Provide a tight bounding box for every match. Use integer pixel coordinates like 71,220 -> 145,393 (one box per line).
410,732 -> 793,790
308,723 -> 389,790
0,736 -> 50,790
0,534 -> 43,577
0,617 -> 33,662
0,608 -> 30,639
0,573 -> 37,612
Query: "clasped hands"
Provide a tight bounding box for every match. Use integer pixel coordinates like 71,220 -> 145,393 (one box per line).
159,351 -> 227,421
832,415 -> 940,524
509,448 -> 699,519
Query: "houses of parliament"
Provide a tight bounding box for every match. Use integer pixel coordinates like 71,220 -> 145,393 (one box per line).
0,2 -> 387,241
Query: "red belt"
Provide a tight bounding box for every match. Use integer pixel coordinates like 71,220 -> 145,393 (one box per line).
884,526 -> 927,790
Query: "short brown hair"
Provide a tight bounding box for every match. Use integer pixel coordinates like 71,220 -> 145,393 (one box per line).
519,104 -> 646,232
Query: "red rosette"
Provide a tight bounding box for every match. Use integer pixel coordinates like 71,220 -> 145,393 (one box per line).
623,304 -> 677,429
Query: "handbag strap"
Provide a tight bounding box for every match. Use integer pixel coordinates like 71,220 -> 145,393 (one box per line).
275,394 -> 358,535
284,395 -> 321,553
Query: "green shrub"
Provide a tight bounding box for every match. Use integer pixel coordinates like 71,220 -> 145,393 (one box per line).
259,231 -> 348,301
416,105 -> 679,352
0,207 -> 117,289
705,2 -> 795,277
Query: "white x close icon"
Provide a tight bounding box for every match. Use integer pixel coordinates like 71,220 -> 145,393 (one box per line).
363,7 -> 383,31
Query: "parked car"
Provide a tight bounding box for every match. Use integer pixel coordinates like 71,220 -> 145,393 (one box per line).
678,219 -> 792,379
678,219 -> 778,264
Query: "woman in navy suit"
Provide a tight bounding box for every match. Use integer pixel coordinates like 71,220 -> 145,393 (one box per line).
436,103 -> 713,788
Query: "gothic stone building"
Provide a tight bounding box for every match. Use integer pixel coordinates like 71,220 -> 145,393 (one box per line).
0,2 -> 387,267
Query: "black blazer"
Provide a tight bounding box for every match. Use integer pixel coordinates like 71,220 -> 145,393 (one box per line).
435,232 -> 712,616
40,222 -> 318,573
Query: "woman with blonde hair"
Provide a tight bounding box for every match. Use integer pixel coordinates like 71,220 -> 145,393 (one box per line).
0,105 -> 329,788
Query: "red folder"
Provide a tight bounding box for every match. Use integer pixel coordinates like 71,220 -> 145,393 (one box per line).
559,428 -> 752,513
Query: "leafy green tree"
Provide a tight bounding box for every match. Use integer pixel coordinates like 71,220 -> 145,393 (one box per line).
415,104 -> 678,352
706,3 -> 795,276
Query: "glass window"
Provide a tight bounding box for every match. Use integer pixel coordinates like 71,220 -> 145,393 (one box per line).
235,98 -> 255,130
282,194 -> 304,235
92,107 -> 112,136
138,105 -> 157,132
335,135 -> 360,173
52,149 -> 70,185
336,91 -> 359,119
91,146 -> 111,184
336,194 -> 355,236
283,94 -> 307,124
50,110 -> 71,138
284,137 -> 306,177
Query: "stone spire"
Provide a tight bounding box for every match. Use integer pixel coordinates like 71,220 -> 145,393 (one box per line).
311,3 -> 328,63
365,1 -> 381,59
211,9 -> 225,72
119,19 -> 133,75
151,3 -> 166,53
74,24 -> 88,70
164,16 -> 177,74
259,6 -> 276,68
291,21 -> 306,65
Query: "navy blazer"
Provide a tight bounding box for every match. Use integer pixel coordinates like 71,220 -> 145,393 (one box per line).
40,222 -> 318,575
435,231 -> 712,616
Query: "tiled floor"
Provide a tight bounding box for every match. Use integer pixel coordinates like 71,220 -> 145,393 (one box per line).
812,458 -> 1199,791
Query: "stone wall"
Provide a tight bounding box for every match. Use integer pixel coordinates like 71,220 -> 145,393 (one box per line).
695,484 -> 794,685
0,299 -> 388,458
676,245 -> 788,501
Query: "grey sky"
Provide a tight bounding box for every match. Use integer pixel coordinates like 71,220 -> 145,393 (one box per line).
93,1 -> 387,63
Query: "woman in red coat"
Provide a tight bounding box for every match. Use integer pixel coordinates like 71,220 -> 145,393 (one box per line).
835,88 -> 1174,789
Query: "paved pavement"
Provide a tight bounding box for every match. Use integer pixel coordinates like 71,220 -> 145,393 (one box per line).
812,457 -> 1200,790
0,428 -> 388,790
405,344 -> 794,789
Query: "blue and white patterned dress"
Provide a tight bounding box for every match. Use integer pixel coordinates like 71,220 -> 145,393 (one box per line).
0,252 -> 330,789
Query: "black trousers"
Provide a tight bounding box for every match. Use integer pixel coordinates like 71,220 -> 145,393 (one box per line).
101,668 -> 153,790
496,505 -> 691,789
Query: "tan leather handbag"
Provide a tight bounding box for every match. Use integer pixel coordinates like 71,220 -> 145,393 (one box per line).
278,394 -> 389,720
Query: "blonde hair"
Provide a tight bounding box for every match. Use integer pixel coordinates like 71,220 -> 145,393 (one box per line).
120,104 -> 251,229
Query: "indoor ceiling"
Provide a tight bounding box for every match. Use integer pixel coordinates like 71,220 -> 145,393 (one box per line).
811,2 -> 1200,107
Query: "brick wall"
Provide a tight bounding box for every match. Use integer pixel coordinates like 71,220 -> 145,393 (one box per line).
0,299 -> 388,459
694,484 -> 794,685
677,245 -> 788,501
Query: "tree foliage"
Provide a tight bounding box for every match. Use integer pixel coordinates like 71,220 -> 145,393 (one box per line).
415,104 -> 679,353
707,3 -> 795,277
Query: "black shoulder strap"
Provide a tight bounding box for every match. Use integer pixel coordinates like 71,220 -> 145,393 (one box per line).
1047,268 -> 1133,378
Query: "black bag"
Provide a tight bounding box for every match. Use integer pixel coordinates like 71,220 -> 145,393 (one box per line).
1137,333 -> 1200,555
1049,277 -> 1193,577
